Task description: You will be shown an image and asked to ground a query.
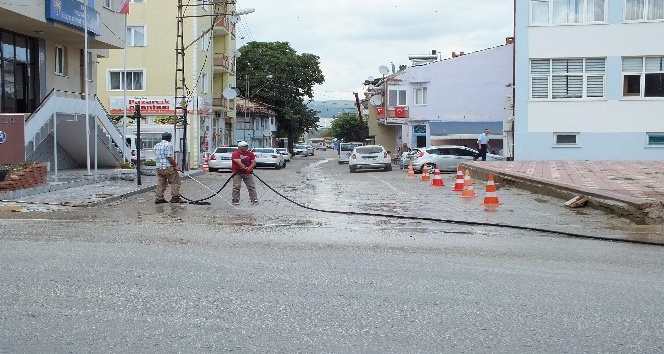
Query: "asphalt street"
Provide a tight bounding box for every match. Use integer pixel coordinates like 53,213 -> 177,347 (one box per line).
1,150 -> 663,353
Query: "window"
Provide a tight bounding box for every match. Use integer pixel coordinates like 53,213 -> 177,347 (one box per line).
554,133 -> 579,145
55,45 -> 67,76
647,133 -> 664,146
202,31 -> 210,52
622,57 -> 664,97
530,58 -> 605,99
201,73 -> 208,93
414,87 -> 427,105
126,26 -> 145,46
625,0 -> 664,20
86,51 -> 93,81
103,0 -> 113,9
388,86 -> 406,107
530,0 -> 606,24
109,70 -> 144,90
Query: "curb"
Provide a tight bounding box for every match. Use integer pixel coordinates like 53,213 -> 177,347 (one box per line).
459,163 -> 663,225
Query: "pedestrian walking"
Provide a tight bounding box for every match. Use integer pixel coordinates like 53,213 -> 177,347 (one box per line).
475,128 -> 491,161
154,132 -> 185,204
231,141 -> 258,205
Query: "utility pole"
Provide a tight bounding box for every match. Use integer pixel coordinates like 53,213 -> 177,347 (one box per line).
354,92 -> 366,142
175,0 -> 188,170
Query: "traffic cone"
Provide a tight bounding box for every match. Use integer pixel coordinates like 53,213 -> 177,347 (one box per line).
481,173 -> 501,208
452,167 -> 464,192
460,170 -> 476,198
421,164 -> 430,181
407,163 -> 416,179
201,160 -> 209,171
431,167 -> 444,186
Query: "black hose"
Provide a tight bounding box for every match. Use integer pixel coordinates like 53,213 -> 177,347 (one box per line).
178,171 -> 238,205
251,173 -> 662,247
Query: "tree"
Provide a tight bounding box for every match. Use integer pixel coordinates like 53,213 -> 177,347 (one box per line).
236,42 -> 324,150
327,112 -> 367,142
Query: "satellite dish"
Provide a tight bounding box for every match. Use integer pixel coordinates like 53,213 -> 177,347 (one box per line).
378,65 -> 390,75
369,95 -> 383,106
229,15 -> 241,24
223,87 -> 238,99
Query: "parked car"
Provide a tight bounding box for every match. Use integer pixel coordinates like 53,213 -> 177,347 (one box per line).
276,148 -> 291,162
252,148 -> 286,169
337,142 -> 364,164
411,145 -> 505,173
207,146 -> 237,172
294,143 -> 314,156
348,145 -> 392,173
315,144 -> 327,151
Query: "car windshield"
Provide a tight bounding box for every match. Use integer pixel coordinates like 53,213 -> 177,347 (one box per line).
356,146 -> 383,154
341,143 -> 363,151
214,147 -> 237,154
276,148 -> 287,153
295,145 -> 307,149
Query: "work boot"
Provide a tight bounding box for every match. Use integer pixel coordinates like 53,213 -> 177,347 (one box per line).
232,200 -> 240,205
169,196 -> 187,204
251,199 -> 259,205
155,198 -> 168,204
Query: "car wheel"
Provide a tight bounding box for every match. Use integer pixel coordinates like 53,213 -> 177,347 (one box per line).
384,164 -> 392,172
209,168 -> 219,172
349,166 -> 357,173
275,163 -> 281,170
338,161 -> 343,165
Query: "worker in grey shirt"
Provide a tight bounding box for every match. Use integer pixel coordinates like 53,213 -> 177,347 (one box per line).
475,128 -> 490,161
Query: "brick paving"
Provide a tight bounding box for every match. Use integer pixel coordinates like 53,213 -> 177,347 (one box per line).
461,161 -> 664,223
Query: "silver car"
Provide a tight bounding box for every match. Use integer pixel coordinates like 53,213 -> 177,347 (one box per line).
411,145 -> 505,173
276,148 -> 291,162
207,146 -> 237,172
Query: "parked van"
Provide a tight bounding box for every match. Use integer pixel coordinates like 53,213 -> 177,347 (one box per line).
337,142 -> 364,164
124,125 -> 183,162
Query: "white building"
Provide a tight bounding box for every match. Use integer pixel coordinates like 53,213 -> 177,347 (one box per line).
367,42 -> 514,155
515,0 -> 664,160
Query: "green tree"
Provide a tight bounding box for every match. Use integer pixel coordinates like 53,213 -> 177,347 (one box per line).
328,112 -> 367,142
236,41 -> 324,150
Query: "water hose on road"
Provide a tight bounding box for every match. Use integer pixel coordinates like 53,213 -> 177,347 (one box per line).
175,171 -> 659,246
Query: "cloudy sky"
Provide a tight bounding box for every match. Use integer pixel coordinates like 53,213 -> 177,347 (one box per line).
236,0 -> 514,102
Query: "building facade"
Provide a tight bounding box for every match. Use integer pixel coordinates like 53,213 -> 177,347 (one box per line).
366,43 -> 514,156
0,0 -> 126,168
515,0 -> 664,160
96,0 -> 240,167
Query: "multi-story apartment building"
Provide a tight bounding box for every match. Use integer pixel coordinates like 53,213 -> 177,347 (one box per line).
515,0 -> 664,160
0,0 -> 125,168
96,0 -> 240,168
366,42 -> 514,155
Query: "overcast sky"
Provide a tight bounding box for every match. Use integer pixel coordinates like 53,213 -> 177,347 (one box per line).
236,0 -> 514,102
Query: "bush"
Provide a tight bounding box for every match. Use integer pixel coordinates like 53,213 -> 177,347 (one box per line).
143,159 -> 157,166
0,161 -> 39,179
116,161 -> 135,169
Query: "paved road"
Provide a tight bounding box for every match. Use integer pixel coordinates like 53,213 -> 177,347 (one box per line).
1,152 -> 663,353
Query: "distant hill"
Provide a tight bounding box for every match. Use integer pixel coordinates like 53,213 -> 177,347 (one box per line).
307,100 -> 356,118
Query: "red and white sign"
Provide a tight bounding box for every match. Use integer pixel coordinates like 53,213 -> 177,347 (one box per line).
117,0 -> 130,14
109,96 -> 212,115
376,107 -> 385,116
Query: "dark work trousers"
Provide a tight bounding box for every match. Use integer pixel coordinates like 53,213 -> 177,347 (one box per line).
478,144 -> 488,161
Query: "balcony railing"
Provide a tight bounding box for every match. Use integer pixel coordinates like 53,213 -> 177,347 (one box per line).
213,53 -> 236,74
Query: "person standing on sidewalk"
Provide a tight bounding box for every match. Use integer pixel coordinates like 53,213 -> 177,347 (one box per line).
154,132 -> 185,204
475,128 -> 491,161
231,141 -> 258,205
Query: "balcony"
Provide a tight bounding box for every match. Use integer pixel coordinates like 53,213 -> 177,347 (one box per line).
213,53 -> 236,74
212,97 -> 231,110
377,106 -> 409,125
213,15 -> 236,37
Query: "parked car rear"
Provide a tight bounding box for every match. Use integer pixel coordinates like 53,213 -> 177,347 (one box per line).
208,146 -> 237,172
252,148 -> 286,169
348,145 -> 392,173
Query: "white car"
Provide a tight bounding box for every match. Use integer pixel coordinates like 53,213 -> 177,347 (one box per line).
348,145 -> 392,173
207,146 -> 237,172
252,148 -> 286,169
411,145 -> 505,173
276,148 -> 291,162
337,142 -> 364,164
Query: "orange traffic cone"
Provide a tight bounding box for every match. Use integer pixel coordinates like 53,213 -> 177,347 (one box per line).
452,167 -> 464,192
481,173 -> 501,209
460,170 -> 476,198
431,167 -> 444,186
421,164 -> 430,181
202,160 -> 209,171
407,163 -> 416,179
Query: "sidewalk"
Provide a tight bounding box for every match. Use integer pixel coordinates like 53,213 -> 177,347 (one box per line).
461,161 -> 664,225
